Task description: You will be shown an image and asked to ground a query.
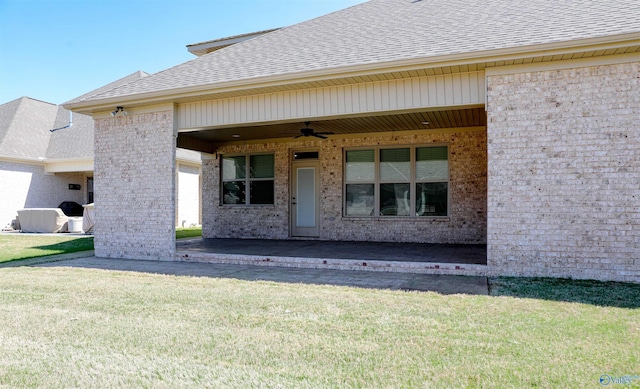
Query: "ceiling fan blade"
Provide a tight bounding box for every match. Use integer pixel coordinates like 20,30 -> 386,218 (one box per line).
293,134 -> 304,139
312,133 -> 328,139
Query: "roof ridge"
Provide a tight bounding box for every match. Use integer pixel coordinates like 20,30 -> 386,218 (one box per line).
1,97 -> 56,140
1,96 -> 57,107
0,96 -> 57,159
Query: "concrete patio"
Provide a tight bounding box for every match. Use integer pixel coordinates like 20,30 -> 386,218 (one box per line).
176,238 -> 488,277
37,256 -> 489,295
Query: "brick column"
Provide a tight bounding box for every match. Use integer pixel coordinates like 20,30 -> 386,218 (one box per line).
93,109 -> 176,260
486,61 -> 640,282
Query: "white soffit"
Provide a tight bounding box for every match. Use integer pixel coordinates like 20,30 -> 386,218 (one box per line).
178,71 -> 485,131
44,159 -> 94,174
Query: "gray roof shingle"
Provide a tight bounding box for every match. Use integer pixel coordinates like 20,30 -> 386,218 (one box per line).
0,97 -> 58,160
69,0 -> 640,105
2,72 -> 150,161
65,70 -> 149,105
46,106 -> 94,159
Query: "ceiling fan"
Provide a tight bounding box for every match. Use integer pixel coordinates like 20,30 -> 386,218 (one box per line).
294,122 -> 333,139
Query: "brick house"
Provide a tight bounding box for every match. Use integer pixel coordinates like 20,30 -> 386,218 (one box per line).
65,0 -> 639,282
0,72 -> 202,229
0,96 -> 94,228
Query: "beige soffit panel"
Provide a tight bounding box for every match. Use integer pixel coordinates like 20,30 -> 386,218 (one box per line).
176,106 -> 486,147
177,71 -> 485,130
44,158 -> 94,174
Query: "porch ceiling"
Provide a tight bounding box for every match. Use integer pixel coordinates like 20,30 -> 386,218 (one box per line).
178,106 -> 486,146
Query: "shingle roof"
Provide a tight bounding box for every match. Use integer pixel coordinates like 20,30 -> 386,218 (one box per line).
0,96 -> 199,163
64,70 -> 149,105
2,72 -> 150,161
186,28 -> 281,56
0,97 -> 95,160
0,97 -> 58,160
46,106 -> 94,159
70,0 -> 640,105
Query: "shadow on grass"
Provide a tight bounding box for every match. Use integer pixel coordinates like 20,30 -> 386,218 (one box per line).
0,237 -> 94,267
32,238 -> 94,255
489,277 -> 640,309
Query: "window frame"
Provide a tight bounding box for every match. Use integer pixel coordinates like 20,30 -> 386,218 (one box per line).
220,152 -> 275,206
343,144 -> 449,218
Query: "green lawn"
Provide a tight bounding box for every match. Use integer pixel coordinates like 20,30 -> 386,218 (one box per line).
0,266 -> 638,388
0,235 -> 94,263
0,227 -> 202,264
175,226 -> 202,239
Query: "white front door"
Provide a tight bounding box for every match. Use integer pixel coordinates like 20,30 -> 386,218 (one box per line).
291,162 -> 319,237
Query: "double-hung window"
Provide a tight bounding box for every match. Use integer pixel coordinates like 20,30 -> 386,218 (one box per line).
221,154 -> 274,205
344,145 -> 448,217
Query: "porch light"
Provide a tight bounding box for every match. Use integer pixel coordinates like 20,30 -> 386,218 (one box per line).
421,121 -> 430,125
232,134 -> 240,138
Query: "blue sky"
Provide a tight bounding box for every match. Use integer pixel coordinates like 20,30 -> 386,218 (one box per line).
0,0 -> 366,105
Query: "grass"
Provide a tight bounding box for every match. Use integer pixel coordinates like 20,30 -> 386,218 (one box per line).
176,226 -> 202,239
0,266 -> 638,388
0,235 -> 94,263
0,227 -> 202,264
491,276 -> 640,309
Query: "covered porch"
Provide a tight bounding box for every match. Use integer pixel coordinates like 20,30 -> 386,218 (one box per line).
175,66 -> 488,247
176,238 -> 488,277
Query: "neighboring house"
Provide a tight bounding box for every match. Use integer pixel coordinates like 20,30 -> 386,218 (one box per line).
0,72 -> 202,229
0,97 -> 93,228
65,0 -> 639,282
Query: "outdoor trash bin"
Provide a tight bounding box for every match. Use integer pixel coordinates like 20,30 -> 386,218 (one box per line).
68,217 -> 84,233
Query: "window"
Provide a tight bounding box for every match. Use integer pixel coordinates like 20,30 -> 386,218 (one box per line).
222,153 -> 274,205
344,146 -> 448,217
87,177 -> 94,204
293,151 -> 319,160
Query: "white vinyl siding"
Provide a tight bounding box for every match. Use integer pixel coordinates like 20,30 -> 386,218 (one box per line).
178,72 -> 485,130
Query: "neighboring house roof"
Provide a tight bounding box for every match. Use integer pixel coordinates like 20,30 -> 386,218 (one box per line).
48,71 -> 150,160
186,29 -> 280,57
0,93 -> 201,166
0,97 -> 58,160
46,106 -> 95,159
65,0 -> 640,107
1,71 -> 151,163
0,97 -> 94,161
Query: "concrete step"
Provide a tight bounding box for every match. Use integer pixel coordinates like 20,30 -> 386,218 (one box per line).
175,250 -> 488,277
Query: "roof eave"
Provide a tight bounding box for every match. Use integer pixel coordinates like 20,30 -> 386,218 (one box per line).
65,32 -> 640,114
